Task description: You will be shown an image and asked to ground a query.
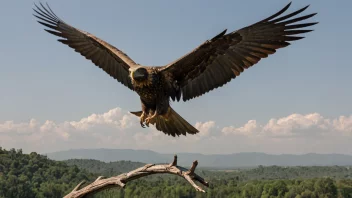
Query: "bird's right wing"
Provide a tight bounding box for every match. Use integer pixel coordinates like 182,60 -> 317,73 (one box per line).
33,3 -> 137,91
160,2 -> 317,101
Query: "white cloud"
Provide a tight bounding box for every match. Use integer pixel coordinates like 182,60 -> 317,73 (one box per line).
0,108 -> 351,155
222,113 -> 352,138
332,115 -> 352,134
0,119 -> 38,134
68,107 -> 134,130
195,121 -> 216,137
222,120 -> 258,136
0,107 -> 138,152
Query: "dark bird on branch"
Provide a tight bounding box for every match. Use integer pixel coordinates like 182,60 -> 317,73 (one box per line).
33,2 -> 317,137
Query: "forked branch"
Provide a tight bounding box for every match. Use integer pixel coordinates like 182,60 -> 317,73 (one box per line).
64,155 -> 209,198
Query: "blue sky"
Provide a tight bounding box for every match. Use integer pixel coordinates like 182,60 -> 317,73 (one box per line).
0,1 -> 351,154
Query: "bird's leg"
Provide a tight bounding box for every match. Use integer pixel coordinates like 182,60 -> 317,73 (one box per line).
140,111 -> 147,128
145,111 -> 158,127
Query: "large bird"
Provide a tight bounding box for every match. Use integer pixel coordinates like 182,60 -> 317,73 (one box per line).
33,2 -> 317,137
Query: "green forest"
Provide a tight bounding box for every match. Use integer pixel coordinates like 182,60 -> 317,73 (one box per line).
1,147 -> 352,198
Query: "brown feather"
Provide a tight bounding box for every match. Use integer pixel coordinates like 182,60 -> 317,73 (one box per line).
160,2 -> 317,101
130,108 -> 199,136
33,3 -> 137,91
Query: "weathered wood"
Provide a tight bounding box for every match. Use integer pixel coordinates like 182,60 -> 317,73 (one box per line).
64,155 -> 209,198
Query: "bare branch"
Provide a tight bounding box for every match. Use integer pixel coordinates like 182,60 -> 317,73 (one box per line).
188,160 -> 198,174
169,155 -> 177,167
94,176 -> 105,182
72,181 -> 85,191
64,155 -> 209,198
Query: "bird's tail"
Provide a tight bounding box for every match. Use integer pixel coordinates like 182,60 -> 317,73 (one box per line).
130,107 -> 199,137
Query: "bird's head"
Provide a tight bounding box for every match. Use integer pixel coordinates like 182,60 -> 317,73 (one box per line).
130,67 -> 148,82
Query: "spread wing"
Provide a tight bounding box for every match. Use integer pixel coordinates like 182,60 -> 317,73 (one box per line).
160,2 -> 318,101
33,3 -> 137,91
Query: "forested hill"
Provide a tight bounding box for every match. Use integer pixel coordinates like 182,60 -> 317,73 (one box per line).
64,159 -> 145,175
65,158 -> 352,181
46,148 -> 352,168
0,147 -> 95,198
2,147 -> 352,198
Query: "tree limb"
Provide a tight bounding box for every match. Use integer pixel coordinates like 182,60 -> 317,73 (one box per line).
64,155 -> 209,198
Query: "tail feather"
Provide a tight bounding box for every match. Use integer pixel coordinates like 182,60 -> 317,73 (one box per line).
130,111 -> 143,117
130,107 -> 199,137
169,108 -> 196,135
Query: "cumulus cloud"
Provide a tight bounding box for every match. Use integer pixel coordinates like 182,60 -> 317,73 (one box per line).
0,108 -> 351,155
222,120 -> 258,136
332,115 -> 352,133
68,108 -> 134,130
222,113 -> 352,138
0,119 -> 39,134
0,107 -> 139,152
195,121 -> 216,137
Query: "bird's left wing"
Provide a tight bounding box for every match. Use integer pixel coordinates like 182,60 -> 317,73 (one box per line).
33,3 -> 137,91
160,2 -> 318,101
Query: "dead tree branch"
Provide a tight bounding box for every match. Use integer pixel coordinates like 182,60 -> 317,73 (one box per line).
64,155 -> 209,198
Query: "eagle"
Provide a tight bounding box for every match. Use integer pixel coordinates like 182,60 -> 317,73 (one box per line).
33,2 -> 317,137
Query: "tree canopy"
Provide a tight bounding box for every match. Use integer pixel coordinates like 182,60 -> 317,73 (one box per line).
1,147 -> 352,198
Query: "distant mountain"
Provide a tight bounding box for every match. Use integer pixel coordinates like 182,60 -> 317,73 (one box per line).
46,148 -> 168,164
45,148 -> 352,168
64,159 -> 145,175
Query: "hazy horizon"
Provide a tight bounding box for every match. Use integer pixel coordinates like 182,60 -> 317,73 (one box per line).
0,1 -> 351,155
44,148 -> 352,156
43,148 -> 352,168
4,147 -> 352,157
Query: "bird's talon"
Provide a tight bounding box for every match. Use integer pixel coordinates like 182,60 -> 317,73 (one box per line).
140,122 -> 146,128
139,112 -> 147,128
145,118 -> 151,127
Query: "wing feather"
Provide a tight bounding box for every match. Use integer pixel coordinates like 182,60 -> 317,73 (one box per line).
33,3 -> 137,90
160,2 -> 318,101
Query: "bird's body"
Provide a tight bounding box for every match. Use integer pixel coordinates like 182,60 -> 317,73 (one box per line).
129,67 -> 192,134
131,67 -> 171,119
33,2 -> 318,137
132,68 -> 164,105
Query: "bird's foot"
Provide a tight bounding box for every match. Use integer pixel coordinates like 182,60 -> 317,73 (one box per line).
140,112 -> 147,128
145,117 -> 151,127
145,113 -> 157,127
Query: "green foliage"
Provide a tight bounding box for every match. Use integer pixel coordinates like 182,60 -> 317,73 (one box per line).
64,159 -> 145,175
91,178 -> 350,198
67,159 -> 352,182
1,147 -> 352,198
0,147 -> 95,198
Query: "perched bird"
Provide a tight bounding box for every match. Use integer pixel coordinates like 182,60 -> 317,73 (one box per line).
33,2 -> 317,137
